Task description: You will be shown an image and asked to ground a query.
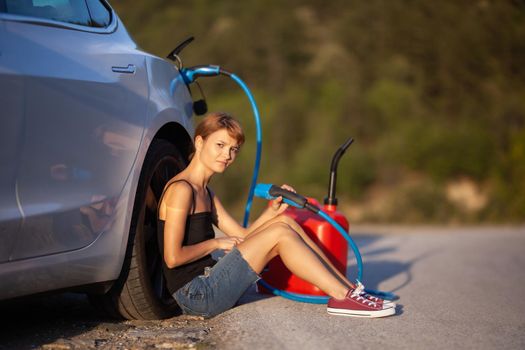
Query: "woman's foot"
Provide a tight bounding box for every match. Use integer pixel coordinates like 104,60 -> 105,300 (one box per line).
327,287 -> 396,318
353,282 -> 396,307
362,293 -> 395,307
362,292 -> 396,307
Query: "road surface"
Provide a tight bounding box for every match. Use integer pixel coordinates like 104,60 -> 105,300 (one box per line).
1,226 -> 524,349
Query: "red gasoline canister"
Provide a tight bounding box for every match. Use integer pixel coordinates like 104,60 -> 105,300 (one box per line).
259,198 -> 349,296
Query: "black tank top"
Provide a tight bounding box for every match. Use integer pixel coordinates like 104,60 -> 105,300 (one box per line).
157,179 -> 216,295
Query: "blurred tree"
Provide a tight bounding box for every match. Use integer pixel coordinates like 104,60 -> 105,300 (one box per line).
109,0 -> 525,222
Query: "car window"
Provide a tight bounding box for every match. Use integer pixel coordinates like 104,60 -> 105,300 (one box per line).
85,0 -> 111,28
1,0 -> 92,27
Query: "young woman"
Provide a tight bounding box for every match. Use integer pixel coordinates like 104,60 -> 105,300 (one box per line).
157,112 -> 395,318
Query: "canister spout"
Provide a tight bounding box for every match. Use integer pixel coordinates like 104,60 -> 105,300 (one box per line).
324,137 -> 354,206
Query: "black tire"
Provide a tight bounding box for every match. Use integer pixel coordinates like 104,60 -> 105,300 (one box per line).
89,139 -> 187,319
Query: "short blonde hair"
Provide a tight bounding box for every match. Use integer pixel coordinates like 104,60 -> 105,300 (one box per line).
195,112 -> 245,146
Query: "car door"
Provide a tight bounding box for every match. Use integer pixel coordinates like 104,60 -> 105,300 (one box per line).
0,19 -> 23,263
1,0 -> 149,260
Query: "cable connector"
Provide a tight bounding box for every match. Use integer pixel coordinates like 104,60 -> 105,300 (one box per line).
180,65 -> 221,84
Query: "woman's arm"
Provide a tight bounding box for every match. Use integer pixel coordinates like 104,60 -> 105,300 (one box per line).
210,195 -> 249,238
163,182 -> 241,268
211,184 -> 295,238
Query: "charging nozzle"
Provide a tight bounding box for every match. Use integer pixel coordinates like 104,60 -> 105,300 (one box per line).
254,184 -> 319,213
180,65 -> 221,84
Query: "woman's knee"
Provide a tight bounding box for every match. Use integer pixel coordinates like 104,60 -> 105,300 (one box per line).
246,221 -> 291,243
274,214 -> 295,225
261,221 -> 297,241
267,221 -> 290,232
274,215 -> 306,236
269,222 -> 301,243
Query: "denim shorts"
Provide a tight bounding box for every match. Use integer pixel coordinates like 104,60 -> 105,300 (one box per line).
173,247 -> 260,318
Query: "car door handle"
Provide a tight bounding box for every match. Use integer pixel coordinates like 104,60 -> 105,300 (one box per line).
112,64 -> 136,74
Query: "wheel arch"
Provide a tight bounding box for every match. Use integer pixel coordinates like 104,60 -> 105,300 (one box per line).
153,121 -> 194,162
87,122 -> 193,319
104,119 -> 193,288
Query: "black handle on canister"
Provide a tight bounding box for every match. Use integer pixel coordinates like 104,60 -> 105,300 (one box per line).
324,137 -> 354,206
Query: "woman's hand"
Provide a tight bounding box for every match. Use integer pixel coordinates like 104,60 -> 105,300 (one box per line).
269,184 -> 296,216
243,184 -> 297,236
215,236 -> 244,252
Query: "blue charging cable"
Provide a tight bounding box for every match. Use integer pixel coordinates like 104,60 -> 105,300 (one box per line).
220,71 -> 262,227
179,66 -> 262,227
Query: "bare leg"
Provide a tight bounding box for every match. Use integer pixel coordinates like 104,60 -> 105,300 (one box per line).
247,215 -> 355,289
238,221 -> 349,300
280,215 -> 356,289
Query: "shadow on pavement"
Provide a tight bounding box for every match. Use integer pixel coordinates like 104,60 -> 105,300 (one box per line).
395,304 -> 405,316
348,233 -> 440,295
235,284 -> 275,307
0,292 -> 118,349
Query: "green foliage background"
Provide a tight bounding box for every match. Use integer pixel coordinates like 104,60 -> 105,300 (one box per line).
111,0 -> 525,223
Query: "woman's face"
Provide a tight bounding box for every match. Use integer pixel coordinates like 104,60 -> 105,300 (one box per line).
196,129 -> 240,173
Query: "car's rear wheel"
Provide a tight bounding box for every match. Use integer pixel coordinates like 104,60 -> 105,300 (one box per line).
89,139 -> 187,319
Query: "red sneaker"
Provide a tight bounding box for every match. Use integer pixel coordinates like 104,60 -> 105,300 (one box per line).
327,288 -> 396,318
362,293 -> 395,306
354,282 -> 396,307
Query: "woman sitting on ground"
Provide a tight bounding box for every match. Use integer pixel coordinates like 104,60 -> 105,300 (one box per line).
157,112 -> 396,318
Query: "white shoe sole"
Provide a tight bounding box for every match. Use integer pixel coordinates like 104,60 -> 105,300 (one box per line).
327,306 -> 396,318
383,301 -> 396,308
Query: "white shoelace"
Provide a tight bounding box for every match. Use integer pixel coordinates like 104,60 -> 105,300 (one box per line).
350,294 -> 376,307
350,282 -> 377,307
353,281 -> 365,296
353,281 -> 385,303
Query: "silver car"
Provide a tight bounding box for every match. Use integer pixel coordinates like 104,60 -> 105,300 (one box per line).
0,0 -> 195,319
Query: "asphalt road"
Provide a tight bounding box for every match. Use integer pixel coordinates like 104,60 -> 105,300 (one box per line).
208,225 -> 525,350
1,226 -> 524,350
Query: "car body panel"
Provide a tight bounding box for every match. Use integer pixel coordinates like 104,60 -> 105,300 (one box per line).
0,5 -> 194,299
3,16 -> 148,260
0,19 -> 23,263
